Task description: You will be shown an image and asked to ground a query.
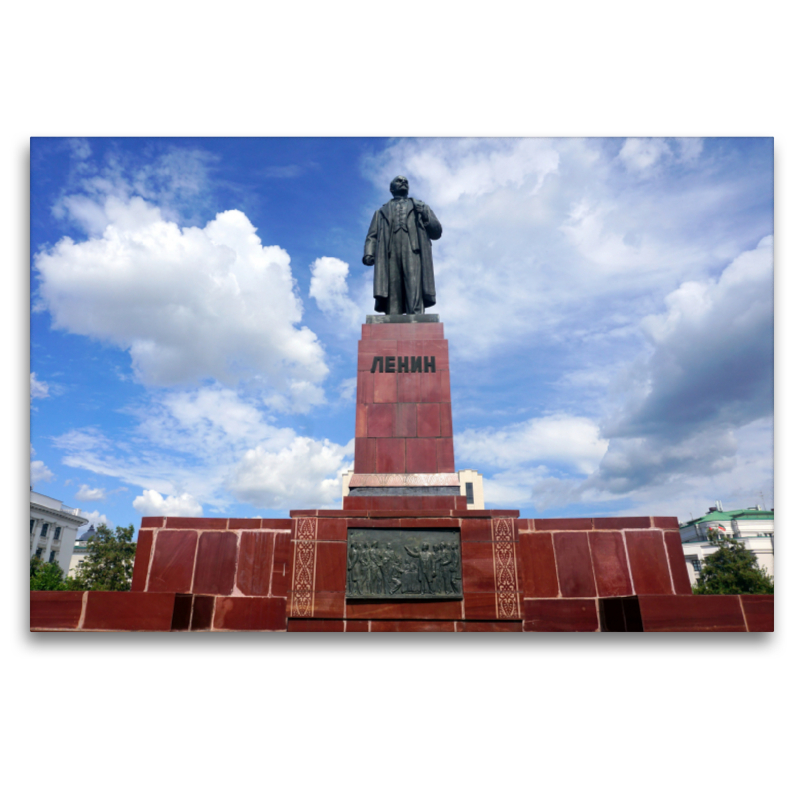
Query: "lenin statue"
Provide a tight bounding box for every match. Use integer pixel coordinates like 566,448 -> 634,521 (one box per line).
362,175 -> 442,315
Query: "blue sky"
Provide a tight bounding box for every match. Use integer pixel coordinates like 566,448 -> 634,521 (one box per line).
29,137 -> 773,532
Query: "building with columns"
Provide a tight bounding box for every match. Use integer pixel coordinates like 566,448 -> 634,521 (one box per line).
680,503 -> 774,586
29,490 -> 88,576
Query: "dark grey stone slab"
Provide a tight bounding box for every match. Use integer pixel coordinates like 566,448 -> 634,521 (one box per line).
348,486 -> 461,497
365,314 -> 440,324
346,528 -> 462,600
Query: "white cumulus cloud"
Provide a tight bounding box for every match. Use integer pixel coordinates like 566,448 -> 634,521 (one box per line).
456,414 -> 608,475
133,489 -> 204,517
232,438 -> 353,509
75,484 -> 107,501
34,198 -> 328,400
30,372 -> 50,399
309,256 -> 360,329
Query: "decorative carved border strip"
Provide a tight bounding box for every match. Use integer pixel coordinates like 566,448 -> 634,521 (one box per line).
349,472 -> 460,488
290,517 -> 318,617
492,518 -> 521,619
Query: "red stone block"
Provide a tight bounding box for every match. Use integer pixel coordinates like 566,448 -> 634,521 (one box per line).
192,530 -> 238,596
226,518 -> 260,529
165,517 -> 227,529
375,438 -> 406,473
371,620 -> 457,632
653,516 -> 679,528
464,592 -> 522,620
271,532 -> 293,597
317,518 -> 347,541
594,517 -> 652,530
261,519 -> 292,530
357,371 -> 374,404
171,594 -> 193,630
740,595 -> 774,632
625,530 -> 673,595
518,533 -> 559,598
131,529 -> 153,591
518,519 -> 535,532
367,403 -> 395,437
354,438 -> 377,473
663,530 -> 693,594
394,403 -> 417,437
147,530 -> 198,593
406,438 -> 437,473
191,596 -> 215,630
373,372 -> 398,403
314,542 -> 347,592
422,339 -> 449,369
236,531 -> 275,596
440,404 -> 453,437
461,541 -> 496,593
213,597 -> 287,631
355,404 -> 368,437
638,595 -> 746,632
420,371 -> 445,403
397,372 -> 421,403
436,437 -> 455,472
83,592 -> 176,631
140,516 -> 165,529
533,518 -> 593,531
345,620 -> 370,632
346,599 -> 463,620
30,591 -> 85,630
416,403 -> 441,437
397,340 -> 425,359
288,619 -> 345,632
310,591 -> 346,618
553,531 -> 597,597
588,530 -> 633,597
461,518 -> 493,542
371,324 -> 414,341
523,599 -> 599,632
460,621 -> 522,632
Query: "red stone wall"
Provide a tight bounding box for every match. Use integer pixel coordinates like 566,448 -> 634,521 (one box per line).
354,323 -> 455,474
30,513 -> 773,632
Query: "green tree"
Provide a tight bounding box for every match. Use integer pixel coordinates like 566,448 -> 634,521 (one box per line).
68,523 -> 137,591
30,557 -> 67,590
693,536 -> 774,595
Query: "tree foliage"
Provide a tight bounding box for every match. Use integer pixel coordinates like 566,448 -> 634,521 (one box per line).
30,557 -> 68,590
67,524 -> 136,591
693,537 -> 774,595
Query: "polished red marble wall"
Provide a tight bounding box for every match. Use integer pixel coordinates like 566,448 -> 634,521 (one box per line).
30,513 -> 773,632
354,323 -> 455,475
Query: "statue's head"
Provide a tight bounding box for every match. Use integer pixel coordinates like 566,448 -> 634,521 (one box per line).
390,175 -> 409,197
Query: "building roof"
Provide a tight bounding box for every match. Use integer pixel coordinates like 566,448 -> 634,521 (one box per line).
681,508 -> 774,528
77,524 -> 96,542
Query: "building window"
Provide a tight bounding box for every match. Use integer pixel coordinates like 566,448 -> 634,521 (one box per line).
54,527 -> 61,540
41,523 -> 49,538
692,559 -> 702,573
30,519 -> 35,533
465,482 -> 474,504
48,551 -> 56,563
35,549 -> 43,558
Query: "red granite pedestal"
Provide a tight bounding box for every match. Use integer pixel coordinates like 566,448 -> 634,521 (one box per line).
30,319 -> 773,633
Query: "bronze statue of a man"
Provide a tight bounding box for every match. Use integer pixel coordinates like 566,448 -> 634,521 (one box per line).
362,175 -> 442,315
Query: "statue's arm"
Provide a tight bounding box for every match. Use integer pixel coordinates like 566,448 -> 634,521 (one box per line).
418,202 -> 442,241
363,211 -> 379,266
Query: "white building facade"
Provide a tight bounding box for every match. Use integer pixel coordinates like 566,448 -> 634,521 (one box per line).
680,504 -> 774,586
29,491 -> 88,576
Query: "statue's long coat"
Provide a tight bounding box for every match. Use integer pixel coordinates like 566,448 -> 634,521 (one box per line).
363,198 -> 442,313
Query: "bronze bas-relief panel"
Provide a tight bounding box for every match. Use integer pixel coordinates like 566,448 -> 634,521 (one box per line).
347,528 -> 462,600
